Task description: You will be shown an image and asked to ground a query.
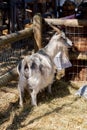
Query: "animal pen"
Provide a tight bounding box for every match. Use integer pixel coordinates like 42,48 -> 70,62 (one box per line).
0,15 -> 87,86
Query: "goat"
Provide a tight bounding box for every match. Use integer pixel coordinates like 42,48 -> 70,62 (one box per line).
17,26 -> 72,107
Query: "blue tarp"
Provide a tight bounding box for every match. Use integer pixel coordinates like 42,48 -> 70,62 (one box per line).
75,85 -> 87,99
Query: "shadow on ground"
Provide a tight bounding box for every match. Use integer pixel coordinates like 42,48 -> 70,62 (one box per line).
0,79 -> 71,129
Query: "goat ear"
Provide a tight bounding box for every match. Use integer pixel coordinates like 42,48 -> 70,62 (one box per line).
66,37 -> 72,46
61,32 -> 72,46
61,32 -> 66,39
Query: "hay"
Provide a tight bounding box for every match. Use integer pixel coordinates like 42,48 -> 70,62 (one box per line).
0,80 -> 87,130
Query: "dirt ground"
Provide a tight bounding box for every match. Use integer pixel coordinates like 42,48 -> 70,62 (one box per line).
0,77 -> 87,130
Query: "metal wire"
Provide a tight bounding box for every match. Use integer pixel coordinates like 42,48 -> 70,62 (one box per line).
65,26 -> 87,81
0,37 -> 34,76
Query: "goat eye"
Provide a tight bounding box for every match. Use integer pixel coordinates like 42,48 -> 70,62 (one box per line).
63,37 -> 66,41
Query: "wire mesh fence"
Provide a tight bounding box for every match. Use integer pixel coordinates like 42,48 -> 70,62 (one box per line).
64,26 -> 87,81
0,24 -> 87,81
0,36 -> 34,77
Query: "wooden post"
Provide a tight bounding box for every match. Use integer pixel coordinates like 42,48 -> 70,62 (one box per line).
33,13 -> 42,52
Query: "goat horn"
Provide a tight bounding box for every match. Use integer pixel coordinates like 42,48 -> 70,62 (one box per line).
48,24 -> 61,34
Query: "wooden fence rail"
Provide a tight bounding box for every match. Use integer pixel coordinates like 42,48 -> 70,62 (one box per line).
0,25 -> 33,46
45,18 -> 87,27
0,68 -> 18,86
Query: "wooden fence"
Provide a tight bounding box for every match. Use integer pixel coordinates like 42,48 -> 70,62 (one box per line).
0,14 -> 87,86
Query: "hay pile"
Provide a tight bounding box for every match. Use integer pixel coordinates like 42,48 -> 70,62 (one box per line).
0,79 -> 87,130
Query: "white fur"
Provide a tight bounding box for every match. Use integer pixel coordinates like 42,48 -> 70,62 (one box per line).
17,32 -> 72,107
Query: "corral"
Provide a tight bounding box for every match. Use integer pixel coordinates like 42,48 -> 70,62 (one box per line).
0,10 -> 87,130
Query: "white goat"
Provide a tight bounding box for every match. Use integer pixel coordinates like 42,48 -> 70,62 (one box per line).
17,27 -> 72,107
